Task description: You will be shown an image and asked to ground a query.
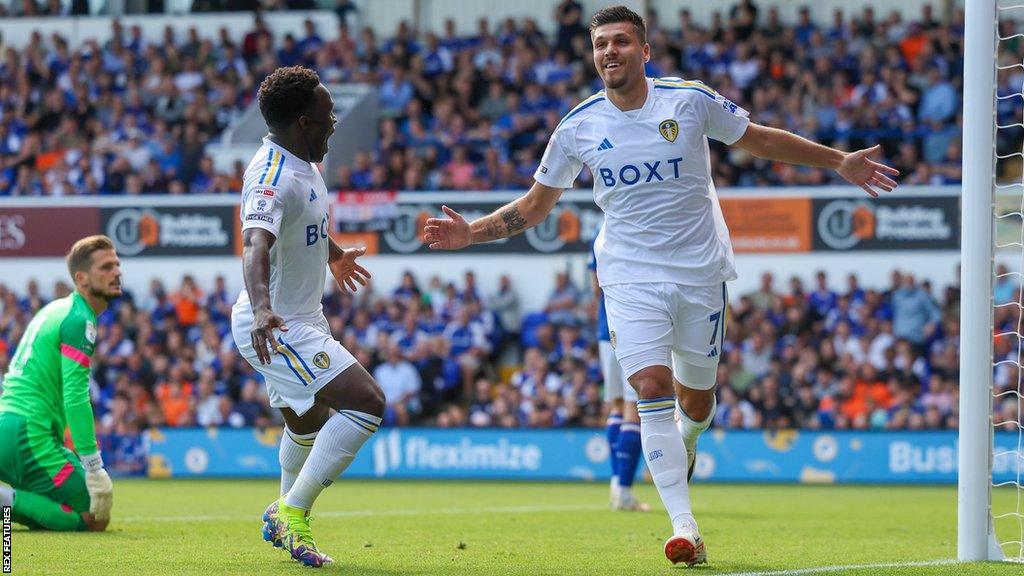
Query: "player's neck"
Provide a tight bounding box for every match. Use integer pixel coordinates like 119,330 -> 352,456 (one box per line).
267,132 -> 311,163
605,77 -> 648,112
76,288 -> 108,316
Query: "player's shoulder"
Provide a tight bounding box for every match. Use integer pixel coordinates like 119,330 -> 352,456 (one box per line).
59,295 -> 97,347
253,145 -> 287,185
651,77 -> 720,101
244,146 -> 304,198
246,144 -> 306,191
555,89 -> 609,132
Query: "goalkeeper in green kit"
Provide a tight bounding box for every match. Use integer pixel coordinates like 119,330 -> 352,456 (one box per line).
0,235 -> 121,531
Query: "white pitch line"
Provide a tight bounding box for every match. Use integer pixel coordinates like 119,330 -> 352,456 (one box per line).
717,559 -> 958,576
117,503 -> 607,523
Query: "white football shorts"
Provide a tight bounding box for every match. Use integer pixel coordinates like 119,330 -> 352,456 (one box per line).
599,340 -> 637,402
232,309 -> 357,416
602,282 -> 728,390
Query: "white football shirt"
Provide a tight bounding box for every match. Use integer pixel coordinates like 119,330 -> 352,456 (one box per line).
235,137 -> 332,321
534,77 -> 750,287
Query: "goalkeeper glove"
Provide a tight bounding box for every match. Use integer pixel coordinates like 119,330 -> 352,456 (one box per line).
81,452 -> 113,522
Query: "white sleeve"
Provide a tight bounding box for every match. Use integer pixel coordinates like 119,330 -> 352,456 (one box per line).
240,180 -> 286,237
405,364 -> 421,394
471,324 -> 491,353
695,87 -> 751,145
534,125 -> 583,189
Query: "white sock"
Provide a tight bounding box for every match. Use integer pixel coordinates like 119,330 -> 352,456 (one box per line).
638,397 -> 696,533
678,397 -> 716,454
0,486 -> 12,507
284,410 -> 381,511
280,428 -> 317,496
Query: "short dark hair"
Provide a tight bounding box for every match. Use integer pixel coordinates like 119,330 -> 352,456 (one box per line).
589,5 -> 646,43
66,235 -> 114,278
258,66 -> 321,129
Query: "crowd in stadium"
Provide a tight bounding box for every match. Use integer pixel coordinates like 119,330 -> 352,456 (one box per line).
0,1 -> 976,195
0,265 -> 996,437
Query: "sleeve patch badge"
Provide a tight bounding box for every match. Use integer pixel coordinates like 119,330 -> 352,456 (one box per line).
251,195 -> 273,213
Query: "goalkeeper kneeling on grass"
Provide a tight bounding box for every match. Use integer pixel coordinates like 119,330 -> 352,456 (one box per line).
0,235 -> 121,531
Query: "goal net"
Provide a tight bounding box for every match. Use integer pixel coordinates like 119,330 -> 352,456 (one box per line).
962,0 -> 1023,562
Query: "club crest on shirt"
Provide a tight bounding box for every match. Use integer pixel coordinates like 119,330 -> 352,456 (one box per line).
659,119 -> 679,143
313,351 -> 330,369
85,320 -> 96,344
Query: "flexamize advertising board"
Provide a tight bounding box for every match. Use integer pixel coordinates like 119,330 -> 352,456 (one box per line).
143,428 -> 1019,484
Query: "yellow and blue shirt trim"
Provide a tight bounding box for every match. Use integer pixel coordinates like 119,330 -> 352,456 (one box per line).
556,90 -> 607,129
652,78 -> 717,101
259,148 -> 286,186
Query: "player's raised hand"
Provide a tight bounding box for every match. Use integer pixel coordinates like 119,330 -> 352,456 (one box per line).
251,306 -> 288,365
837,144 -> 900,198
423,205 -> 472,250
330,246 -> 372,293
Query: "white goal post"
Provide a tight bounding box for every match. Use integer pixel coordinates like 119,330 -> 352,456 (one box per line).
960,0 -> 1013,562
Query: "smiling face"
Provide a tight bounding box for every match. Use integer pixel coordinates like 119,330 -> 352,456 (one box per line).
591,22 -> 649,91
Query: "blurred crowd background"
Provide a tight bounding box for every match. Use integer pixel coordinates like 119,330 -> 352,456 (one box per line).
0,0 -> 986,196
1,1 -> 1002,479
1,263 -> 1002,443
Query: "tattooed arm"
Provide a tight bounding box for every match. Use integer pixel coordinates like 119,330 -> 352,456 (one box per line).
424,182 -> 564,250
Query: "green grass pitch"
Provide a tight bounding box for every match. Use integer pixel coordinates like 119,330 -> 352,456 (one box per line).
7,479 -> 1022,575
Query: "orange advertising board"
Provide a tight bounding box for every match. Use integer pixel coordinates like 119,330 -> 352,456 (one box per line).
720,197 -> 812,253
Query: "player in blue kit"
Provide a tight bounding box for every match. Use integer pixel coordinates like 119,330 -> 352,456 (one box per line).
424,6 -> 898,566
590,243 -> 647,512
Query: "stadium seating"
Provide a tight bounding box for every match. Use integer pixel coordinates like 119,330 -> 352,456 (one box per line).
0,4 -> 970,194
0,267 -> 977,433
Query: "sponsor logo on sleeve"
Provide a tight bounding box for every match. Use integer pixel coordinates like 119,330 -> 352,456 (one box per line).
245,214 -> 275,224
250,195 -> 273,214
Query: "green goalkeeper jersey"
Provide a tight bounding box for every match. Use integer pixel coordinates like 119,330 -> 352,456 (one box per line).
0,291 -> 99,457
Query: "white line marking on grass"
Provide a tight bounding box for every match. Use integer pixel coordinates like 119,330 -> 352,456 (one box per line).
117,503 -> 608,523
718,559 -> 958,576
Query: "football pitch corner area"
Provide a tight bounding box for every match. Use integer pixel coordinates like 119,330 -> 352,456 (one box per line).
5,479 -> 1021,576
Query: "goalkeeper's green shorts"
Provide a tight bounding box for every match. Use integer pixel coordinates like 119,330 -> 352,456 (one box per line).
0,412 -> 90,515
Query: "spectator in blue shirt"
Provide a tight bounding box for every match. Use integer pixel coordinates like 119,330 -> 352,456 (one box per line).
379,67 -> 415,118
892,274 -> 942,347
808,271 -> 838,318
545,272 -> 580,326
918,67 -> 958,124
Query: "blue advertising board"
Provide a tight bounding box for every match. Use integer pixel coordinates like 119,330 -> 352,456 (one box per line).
144,427 -> 1021,484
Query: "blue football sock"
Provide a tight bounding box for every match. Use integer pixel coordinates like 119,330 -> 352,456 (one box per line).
617,422 -> 642,489
606,413 -> 623,482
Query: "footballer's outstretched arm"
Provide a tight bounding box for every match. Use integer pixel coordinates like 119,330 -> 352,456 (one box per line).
423,181 -> 564,250
733,122 -> 900,197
